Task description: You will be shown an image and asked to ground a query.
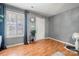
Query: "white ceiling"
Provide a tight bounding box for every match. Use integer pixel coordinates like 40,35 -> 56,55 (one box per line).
7,3 -> 79,17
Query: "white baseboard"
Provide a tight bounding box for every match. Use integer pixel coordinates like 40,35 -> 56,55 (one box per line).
7,43 -> 24,48
46,37 -> 75,47
7,37 -> 75,48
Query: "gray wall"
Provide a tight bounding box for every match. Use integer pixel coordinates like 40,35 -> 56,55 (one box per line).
5,5 -> 24,46
6,37 -> 24,45
49,7 -> 79,45
45,17 -> 49,37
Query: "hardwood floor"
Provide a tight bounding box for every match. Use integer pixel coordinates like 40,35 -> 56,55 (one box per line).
0,38 -> 78,56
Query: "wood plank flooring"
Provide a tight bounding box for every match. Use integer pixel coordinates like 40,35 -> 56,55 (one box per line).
0,38 -> 78,56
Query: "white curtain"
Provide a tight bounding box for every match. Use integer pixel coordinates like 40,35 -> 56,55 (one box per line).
0,36 -> 2,47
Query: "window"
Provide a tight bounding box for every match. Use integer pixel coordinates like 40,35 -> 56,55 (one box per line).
5,10 -> 25,38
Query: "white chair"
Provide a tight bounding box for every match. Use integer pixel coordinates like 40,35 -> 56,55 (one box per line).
72,33 -> 79,50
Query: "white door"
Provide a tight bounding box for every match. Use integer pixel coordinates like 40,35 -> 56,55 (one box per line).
36,17 -> 45,40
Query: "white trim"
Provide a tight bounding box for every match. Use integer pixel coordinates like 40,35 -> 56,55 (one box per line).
35,38 -> 45,41
6,36 -> 24,38
7,43 -> 24,48
46,37 -> 75,47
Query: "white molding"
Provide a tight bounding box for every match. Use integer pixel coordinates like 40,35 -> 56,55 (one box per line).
6,36 -> 24,38
7,43 -> 24,48
7,37 -> 75,48
35,38 -> 45,41
46,37 -> 75,47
